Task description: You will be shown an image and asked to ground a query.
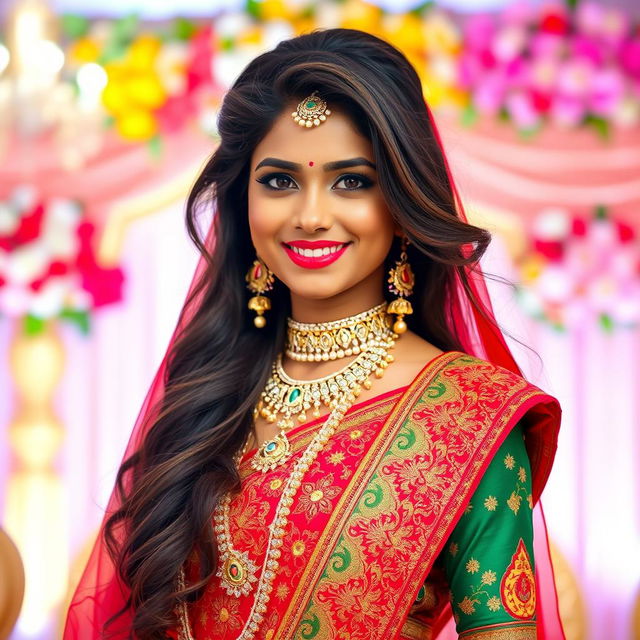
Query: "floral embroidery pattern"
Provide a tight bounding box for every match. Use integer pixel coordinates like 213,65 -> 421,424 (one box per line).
484,495 -> 498,511
456,558 -> 503,617
293,473 -> 341,519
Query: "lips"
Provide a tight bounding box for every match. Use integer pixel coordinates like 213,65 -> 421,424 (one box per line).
282,240 -> 351,269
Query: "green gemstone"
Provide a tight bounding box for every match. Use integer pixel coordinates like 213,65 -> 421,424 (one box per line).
288,388 -> 301,403
306,100 -> 316,108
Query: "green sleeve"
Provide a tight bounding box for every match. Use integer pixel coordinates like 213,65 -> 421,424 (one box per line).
439,421 -> 538,637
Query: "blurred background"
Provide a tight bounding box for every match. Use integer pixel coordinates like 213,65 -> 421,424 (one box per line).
0,0 -> 639,638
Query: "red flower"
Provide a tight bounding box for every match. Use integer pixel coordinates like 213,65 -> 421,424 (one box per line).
616,220 -> 635,243
534,239 -> 564,261
571,217 -> 588,237
0,203 -> 45,251
540,8 -> 569,35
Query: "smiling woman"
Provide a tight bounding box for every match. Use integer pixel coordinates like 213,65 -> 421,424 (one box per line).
64,28 -> 564,640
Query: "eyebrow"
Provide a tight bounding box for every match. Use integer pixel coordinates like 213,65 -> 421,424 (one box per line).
254,157 -> 376,172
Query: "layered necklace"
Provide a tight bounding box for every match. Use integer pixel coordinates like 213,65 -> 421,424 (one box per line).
177,301 -> 400,640
251,301 -> 396,473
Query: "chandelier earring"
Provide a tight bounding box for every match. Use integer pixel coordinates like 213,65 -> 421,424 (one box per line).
246,257 -> 274,328
387,236 -> 414,334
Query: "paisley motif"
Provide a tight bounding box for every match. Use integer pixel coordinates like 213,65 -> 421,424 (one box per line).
500,539 -> 536,620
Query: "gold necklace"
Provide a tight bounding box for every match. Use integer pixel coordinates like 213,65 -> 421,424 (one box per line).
180,402 -> 372,640
177,306 -> 400,639
252,323 -> 397,473
285,301 -> 389,361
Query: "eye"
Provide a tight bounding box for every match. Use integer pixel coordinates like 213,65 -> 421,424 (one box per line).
256,173 -> 297,191
333,174 -> 374,191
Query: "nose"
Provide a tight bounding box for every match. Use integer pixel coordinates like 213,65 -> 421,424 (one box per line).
292,182 -> 333,233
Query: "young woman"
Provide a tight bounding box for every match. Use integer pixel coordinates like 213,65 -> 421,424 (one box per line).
65,28 -> 564,640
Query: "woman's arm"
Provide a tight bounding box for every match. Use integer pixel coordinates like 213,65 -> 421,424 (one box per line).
440,420 -> 537,639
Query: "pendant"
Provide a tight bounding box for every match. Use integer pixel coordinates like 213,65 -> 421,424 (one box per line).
217,549 -> 259,597
251,431 -> 292,473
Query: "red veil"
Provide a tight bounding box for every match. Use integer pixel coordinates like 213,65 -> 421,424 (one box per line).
63,103 -> 565,639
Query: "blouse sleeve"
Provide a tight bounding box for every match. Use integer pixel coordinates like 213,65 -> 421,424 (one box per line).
439,420 -> 537,639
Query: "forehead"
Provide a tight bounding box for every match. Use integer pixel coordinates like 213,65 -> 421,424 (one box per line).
251,105 -> 372,165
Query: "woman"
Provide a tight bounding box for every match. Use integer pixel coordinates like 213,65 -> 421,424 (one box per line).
65,28 -> 564,640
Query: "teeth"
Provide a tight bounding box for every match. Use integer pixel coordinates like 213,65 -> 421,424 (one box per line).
289,243 -> 346,256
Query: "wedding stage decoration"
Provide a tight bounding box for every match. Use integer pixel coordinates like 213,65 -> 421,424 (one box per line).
1,0 -> 639,638
516,206 -> 640,331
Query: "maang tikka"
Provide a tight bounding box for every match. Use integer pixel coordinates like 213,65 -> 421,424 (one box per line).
291,90 -> 332,128
387,236 -> 414,334
246,257 -> 274,328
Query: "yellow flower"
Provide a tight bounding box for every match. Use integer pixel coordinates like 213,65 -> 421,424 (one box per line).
507,491 -> 522,516
481,570 -> 497,585
449,542 -> 459,557
458,596 -> 476,614
487,596 -> 501,612
69,37 -> 100,64
465,558 -> 480,574
504,453 -> 515,470
116,110 -> 157,141
518,467 -> 527,483
484,496 -> 498,511
128,34 -> 162,70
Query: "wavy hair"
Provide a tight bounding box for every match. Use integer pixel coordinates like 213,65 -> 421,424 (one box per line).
104,27 -> 493,638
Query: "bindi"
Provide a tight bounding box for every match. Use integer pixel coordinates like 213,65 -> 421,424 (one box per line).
308,161 -> 314,166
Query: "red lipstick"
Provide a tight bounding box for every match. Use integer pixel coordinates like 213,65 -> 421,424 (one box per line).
282,240 -> 351,269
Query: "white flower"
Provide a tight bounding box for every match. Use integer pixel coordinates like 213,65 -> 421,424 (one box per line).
532,208 -> 571,241
6,242 -> 50,284
29,276 -> 69,318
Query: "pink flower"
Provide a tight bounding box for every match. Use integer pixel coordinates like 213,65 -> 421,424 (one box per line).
473,71 -> 507,115
620,39 -> 640,79
492,26 -> 527,62
557,59 -> 596,97
550,94 -> 585,127
506,91 -> 540,129
530,32 -> 565,59
464,14 -> 495,53
589,68 -> 625,116
570,35 -> 604,67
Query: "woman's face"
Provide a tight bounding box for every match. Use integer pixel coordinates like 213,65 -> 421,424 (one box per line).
248,104 -> 398,318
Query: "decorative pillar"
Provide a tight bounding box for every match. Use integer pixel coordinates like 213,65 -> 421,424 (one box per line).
4,318 -> 68,636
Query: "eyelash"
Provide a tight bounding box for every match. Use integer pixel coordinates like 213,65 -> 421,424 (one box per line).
256,172 -> 374,192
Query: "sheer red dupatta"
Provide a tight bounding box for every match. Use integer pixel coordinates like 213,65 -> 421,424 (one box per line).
63,105 -> 564,638
63,222 -> 216,637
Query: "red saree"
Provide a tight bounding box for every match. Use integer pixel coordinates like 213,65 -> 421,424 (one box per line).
172,350 -> 560,640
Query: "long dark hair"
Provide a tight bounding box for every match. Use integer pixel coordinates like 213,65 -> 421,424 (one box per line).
104,27 -> 492,638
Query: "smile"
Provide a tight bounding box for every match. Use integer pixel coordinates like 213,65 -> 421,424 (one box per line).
282,241 -> 351,269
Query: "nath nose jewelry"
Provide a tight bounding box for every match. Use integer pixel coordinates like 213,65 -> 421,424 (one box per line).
291,91 -> 332,128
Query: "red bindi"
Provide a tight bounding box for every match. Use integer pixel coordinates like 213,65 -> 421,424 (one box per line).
308,161 -> 314,166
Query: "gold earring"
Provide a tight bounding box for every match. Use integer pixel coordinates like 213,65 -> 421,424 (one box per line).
246,257 -> 274,328
387,237 -> 414,334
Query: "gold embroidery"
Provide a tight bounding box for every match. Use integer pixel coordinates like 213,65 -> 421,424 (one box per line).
292,540 -> 306,556
464,503 -> 474,514
349,429 -> 363,439
265,630 -> 276,640
276,353 -> 549,639
269,478 -> 282,490
487,596 -> 501,611
328,451 -> 345,464
459,624 -> 536,639
518,467 -> 527,483
500,539 -> 536,619
449,542 -> 459,556
527,494 -> 533,509
459,595 -> 477,614
484,495 -> 498,511
276,583 -> 291,600
466,558 -> 480,574
504,454 -> 515,470
310,490 -> 324,501
507,491 -> 522,515
481,570 -> 497,585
